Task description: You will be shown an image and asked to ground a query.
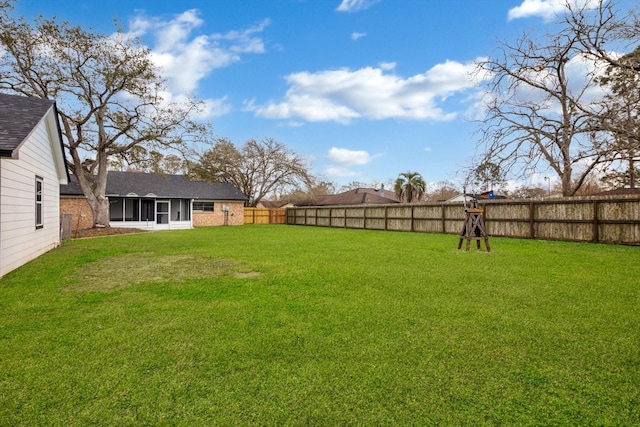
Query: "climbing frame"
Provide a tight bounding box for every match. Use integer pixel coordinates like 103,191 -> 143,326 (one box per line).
458,201 -> 491,252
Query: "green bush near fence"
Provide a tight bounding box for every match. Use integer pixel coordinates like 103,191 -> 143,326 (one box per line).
1,225 -> 638,425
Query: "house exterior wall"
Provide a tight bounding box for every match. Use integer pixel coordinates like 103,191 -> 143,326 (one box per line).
192,201 -> 244,226
0,117 -> 66,277
61,197 -> 245,230
60,196 -> 94,231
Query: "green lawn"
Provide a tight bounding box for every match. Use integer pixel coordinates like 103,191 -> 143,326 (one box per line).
1,225 -> 638,425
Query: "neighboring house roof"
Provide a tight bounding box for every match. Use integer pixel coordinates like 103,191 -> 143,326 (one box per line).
297,187 -> 400,206
445,194 -> 476,203
0,93 -> 68,182
61,171 -> 248,201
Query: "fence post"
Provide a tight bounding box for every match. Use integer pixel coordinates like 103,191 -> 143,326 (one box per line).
411,205 -> 415,232
592,200 -> 599,243
384,206 -> 388,231
529,202 -> 535,239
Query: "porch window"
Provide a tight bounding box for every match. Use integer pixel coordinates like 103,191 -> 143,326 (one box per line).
125,199 -> 140,221
171,199 -> 191,221
109,198 -> 140,222
182,199 -> 191,221
35,176 -> 43,229
193,201 -> 214,212
109,198 -> 124,221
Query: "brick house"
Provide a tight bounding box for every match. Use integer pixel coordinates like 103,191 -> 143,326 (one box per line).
60,171 -> 247,231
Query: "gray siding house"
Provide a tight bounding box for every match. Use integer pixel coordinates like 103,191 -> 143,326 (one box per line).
0,93 -> 68,278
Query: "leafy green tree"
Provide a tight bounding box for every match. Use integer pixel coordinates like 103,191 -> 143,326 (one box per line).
472,162 -> 506,192
600,167 -> 640,189
189,137 -> 313,206
0,1 -> 209,226
598,46 -> 640,189
394,171 -> 426,203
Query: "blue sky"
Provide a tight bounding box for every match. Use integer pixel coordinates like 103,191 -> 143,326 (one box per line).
12,0 -> 634,190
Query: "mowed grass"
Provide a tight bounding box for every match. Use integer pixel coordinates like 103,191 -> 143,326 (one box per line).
0,225 -> 638,426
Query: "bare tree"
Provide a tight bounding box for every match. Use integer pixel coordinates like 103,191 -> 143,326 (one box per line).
425,181 -> 460,202
0,2 -> 209,226
475,0 -> 637,196
189,137 -> 313,207
567,0 -> 640,71
567,0 -> 640,188
509,186 -> 548,199
280,179 -> 336,204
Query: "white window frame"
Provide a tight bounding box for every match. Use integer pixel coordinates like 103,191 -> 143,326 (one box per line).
193,201 -> 214,212
35,175 -> 44,229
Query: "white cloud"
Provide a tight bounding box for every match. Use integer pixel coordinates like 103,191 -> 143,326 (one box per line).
379,61 -> 396,71
351,32 -> 367,41
127,10 -> 268,111
328,147 -> 374,165
198,97 -> 233,118
336,0 -> 381,13
325,166 -> 360,177
211,19 -> 270,54
508,0 -> 600,22
249,59 -> 484,124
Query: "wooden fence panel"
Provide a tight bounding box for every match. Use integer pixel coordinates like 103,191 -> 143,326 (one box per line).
285,196 -> 640,245
244,208 -> 286,224
345,207 -> 365,229
363,206 -> 385,230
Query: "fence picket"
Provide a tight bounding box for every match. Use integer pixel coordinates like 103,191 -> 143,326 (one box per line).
285,196 -> 640,245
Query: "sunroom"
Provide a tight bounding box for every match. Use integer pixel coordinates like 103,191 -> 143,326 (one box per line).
60,171 -> 248,230
108,196 -> 192,230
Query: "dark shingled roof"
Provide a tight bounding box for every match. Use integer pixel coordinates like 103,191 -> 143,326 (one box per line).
297,187 -> 400,206
0,93 -> 57,157
61,171 -> 248,201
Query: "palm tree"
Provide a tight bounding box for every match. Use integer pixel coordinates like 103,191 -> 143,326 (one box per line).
394,171 -> 426,203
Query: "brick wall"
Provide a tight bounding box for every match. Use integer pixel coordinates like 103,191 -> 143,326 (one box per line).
192,202 -> 245,226
60,196 -> 94,231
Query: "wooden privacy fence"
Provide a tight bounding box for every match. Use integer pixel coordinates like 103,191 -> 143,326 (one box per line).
285,196 -> 640,245
244,208 -> 287,224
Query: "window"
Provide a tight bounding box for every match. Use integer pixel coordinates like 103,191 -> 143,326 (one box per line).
109,198 -> 141,221
182,199 -> 191,221
193,201 -> 214,212
124,199 -> 140,221
35,176 -> 43,229
170,199 -> 191,221
109,198 -> 124,221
